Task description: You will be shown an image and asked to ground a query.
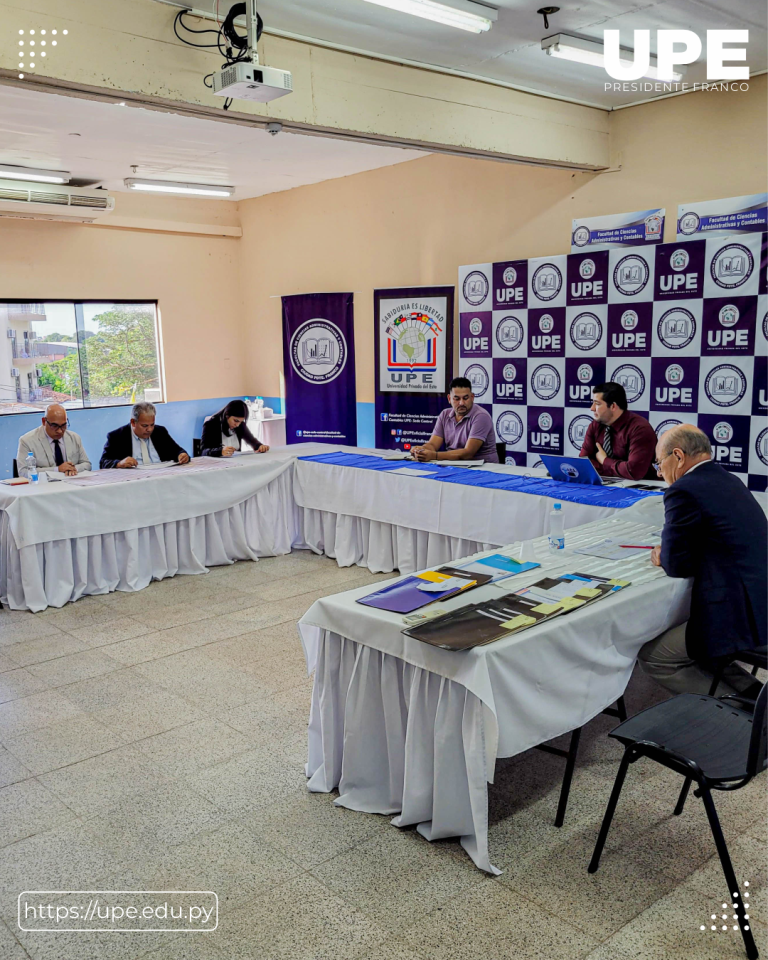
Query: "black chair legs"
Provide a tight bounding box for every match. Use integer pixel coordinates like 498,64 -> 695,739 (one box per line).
700,786 -> 759,960
588,747 -> 634,873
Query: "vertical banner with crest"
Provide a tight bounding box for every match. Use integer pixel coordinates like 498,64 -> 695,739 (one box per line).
281,292 -> 357,446
374,286 -> 454,451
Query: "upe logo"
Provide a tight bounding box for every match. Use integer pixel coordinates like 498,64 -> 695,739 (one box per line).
577,363 -> 594,383
719,304 -> 740,327
613,255 -> 650,296
670,249 -> 690,272
579,259 -> 596,279
496,317 -> 523,353
463,270 -> 489,305
532,264 -> 563,301
539,314 -> 555,333
538,412 -> 553,430
621,310 -> 639,330
469,317 -> 483,335
705,364 -> 747,406
658,308 -> 696,349
603,30 -> 750,83
502,363 -> 517,382
611,364 -> 645,402
568,414 -> 593,448
570,312 -> 602,350
666,363 -> 684,384
290,319 -> 347,384
531,364 -> 561,401
496,410 -> 523,444
713,421 -> 733,443
497,316 -> 524,351
503,266 -> 517,286
465,364 -> 489,397
572,225 -> 590,247
560,463 -> 579,479
655,418 -> 682,438
711,244 -> 754,289
679,212 -> 700,236
757,428 -> 768,467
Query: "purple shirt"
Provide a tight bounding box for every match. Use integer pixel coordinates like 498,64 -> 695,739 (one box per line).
433,405 -> 499,463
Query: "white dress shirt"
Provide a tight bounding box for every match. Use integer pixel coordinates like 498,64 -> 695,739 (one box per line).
221,428 -> 241,452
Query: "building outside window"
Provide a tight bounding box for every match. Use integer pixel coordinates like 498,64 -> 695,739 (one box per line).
0,301 -> 163,414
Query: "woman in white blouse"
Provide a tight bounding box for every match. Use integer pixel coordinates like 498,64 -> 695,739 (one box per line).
200,400 -> 269,457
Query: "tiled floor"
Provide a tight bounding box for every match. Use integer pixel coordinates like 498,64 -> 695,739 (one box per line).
0,551 -> 764,960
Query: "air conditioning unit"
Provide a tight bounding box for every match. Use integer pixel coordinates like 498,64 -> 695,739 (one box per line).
0,179 -> 115,222
10,368 -> 20,377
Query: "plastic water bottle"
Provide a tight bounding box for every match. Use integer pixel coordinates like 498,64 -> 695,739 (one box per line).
25,451 -> 38,484
548,502 -> 564,552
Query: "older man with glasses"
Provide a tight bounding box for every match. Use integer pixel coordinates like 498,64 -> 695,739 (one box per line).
16,403 -> 91,476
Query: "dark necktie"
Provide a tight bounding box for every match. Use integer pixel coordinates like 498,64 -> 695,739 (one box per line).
53,439 -> 64,466
602,426 -> 613,458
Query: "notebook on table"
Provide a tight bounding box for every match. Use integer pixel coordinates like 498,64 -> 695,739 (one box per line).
356,567 -> 492,614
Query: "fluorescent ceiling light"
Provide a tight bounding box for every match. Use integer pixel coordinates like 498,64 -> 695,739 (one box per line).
541,34 -> 686,82
124,178 -> 234,197
361,0 -> 497,34
0,163 -> 70,184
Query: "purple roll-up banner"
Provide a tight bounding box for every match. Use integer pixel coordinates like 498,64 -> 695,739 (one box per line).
374,286 -> 454,451
282,292 -> 357,446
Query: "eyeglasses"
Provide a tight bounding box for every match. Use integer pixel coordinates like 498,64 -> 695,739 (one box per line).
43,419 -> 69,431
653,452 -> 673,472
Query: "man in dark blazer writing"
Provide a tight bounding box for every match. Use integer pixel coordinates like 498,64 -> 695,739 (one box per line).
638,424 -> 766,696
100,401 -> 190,469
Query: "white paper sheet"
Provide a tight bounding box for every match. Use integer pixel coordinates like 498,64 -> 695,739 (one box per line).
571,538 -> 657,560
388,467 -> 439,478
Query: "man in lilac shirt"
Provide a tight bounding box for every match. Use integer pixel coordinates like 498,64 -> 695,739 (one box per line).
579,381 -> 657,481
412,377 -> 499,463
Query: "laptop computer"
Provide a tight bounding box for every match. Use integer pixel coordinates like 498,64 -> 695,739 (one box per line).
539,454 -> 621,486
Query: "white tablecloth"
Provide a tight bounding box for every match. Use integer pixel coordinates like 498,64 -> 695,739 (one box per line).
0,444 -> 337,611
299,503 -> 692,874
294,458 -> 638,574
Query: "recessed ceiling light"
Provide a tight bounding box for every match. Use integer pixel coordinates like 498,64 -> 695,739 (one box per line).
541,33 -> 685,82
361,0 -> 496,34
123,178 -> 234,197
0,163 -> 70,183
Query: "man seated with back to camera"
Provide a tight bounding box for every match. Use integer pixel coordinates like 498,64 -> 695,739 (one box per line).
579,381 -> 658,481
638,424 -> 766,698
100,401 -> 190,469
412,376 -> 499,464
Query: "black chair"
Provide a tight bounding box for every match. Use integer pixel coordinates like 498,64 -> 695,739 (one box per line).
588,685 -> 767,959
12,459 -> 18,479
192,438 -> 202,458
536,696 -> 627,828
496,442 -> 506,464
709,646 -> 767,696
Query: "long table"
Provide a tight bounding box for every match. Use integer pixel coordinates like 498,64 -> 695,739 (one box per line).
293,452 -> 663,575
299,499 -> 691,874
0,445 -> 333,612
0,444 -> 662,612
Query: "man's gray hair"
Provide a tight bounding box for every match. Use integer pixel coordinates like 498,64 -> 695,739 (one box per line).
660,424 -> 711,458
131,401 -> 156,420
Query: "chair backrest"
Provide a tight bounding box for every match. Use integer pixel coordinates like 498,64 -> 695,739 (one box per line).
12,458 -> 18,479
496,442 -> 506,464
192,439 -> 202,458
747,682 -> 768,777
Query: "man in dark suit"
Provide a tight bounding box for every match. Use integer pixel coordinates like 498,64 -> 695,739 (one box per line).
100,401 -> 190,469
638,424 -> 766,696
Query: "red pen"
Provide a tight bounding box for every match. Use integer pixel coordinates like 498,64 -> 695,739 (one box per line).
619,544 -> 655,549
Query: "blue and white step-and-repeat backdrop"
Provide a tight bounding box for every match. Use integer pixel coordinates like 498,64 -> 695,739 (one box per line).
459,233 -> 768,491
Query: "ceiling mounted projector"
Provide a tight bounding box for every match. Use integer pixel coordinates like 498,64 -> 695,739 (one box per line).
209,0 -> 293,104
212,62 -> 293,102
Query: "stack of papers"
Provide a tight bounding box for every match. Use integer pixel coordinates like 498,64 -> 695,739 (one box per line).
572,538 -> 658,561
387,466 -> 439,478
357,566 -> 491,614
